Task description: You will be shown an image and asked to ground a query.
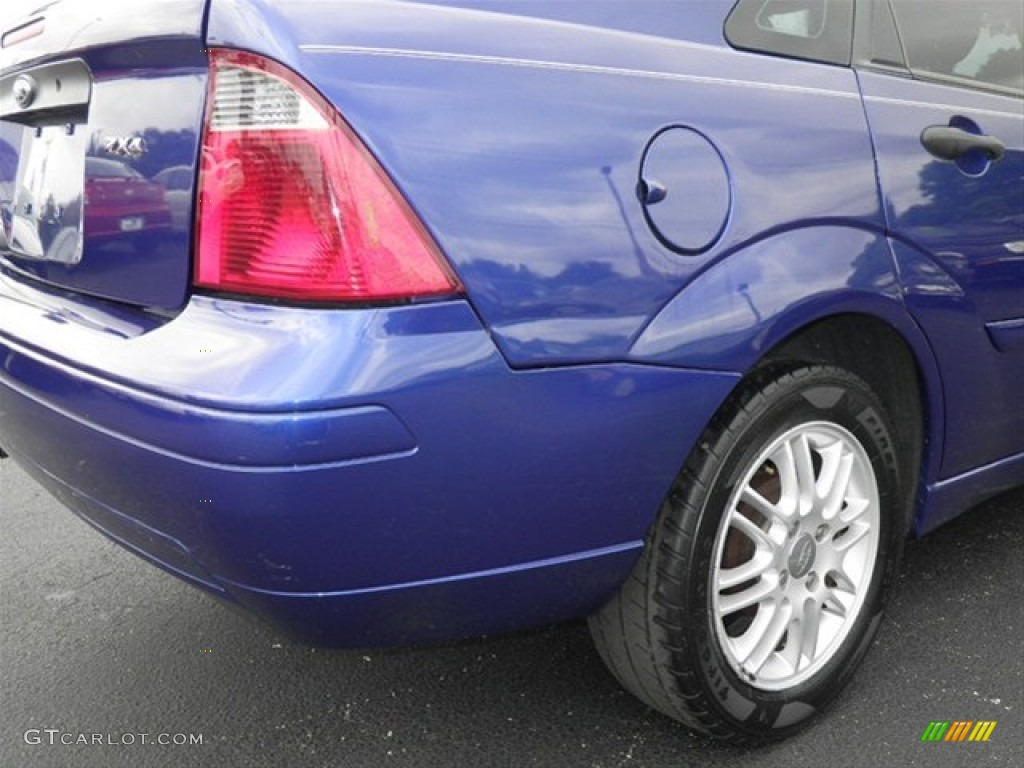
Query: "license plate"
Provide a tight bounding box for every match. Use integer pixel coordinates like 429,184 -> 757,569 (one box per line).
120,216 -> 144,232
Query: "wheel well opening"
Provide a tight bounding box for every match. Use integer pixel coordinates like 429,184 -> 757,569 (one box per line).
760,314 -> 926,533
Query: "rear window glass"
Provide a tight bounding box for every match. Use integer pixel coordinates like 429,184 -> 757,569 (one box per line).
726,0 -> 855,66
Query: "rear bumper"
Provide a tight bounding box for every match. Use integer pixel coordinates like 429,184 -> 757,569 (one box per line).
0,270 -> 739,645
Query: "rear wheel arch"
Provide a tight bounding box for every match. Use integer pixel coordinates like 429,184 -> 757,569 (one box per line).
590,312 -> 941,740
635,270 -> 945,531
757,312 -> 932,535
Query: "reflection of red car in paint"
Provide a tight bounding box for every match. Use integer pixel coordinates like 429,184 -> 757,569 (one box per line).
84,157 -> 172,239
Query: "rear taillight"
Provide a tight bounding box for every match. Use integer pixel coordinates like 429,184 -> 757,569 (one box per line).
195,49 -> 461,303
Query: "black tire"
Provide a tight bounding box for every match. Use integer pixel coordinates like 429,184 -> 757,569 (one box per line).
589,364 -> 908,742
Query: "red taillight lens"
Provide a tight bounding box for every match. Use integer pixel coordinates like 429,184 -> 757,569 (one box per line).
195,50 -> 461,303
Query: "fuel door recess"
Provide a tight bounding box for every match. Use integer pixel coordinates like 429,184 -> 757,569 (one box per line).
638,126 -> 732,255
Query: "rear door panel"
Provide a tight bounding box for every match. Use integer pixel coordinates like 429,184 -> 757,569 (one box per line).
859,70 -> 1024,475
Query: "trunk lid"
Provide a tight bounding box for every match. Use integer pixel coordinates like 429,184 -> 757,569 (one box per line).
0,0 -> 208,310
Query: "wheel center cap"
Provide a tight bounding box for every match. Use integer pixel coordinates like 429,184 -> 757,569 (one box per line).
787,534 -> 816,578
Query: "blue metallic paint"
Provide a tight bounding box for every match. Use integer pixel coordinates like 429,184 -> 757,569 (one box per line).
630,227 -> 905,368
0,0 -> 1021,644
859,70 -> 1024,478
0,271 -> 739,642
988,318 -> 1024,353
209,0 -> 882,364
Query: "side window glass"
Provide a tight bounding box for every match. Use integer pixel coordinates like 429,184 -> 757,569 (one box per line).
889,1 -> 1024,94
869,0 -> 905,68
756,3 -> 827,37
725,0 -> 855,66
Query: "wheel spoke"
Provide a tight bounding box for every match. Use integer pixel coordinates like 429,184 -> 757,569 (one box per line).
820,448 -> 855,521
797,598 -> 822,664
774,611 -> 803,673
743,601 -> 792,675
826,568 -> 856,595
740,485 -> 789,525
718,552 -> 773,590
773,442 -> 800,517
814,439 -> 842,492
822,591 -> 848,618
840,496 -> 871,524
719,577 -> 776,615
728,603 -> 776,663
728,509 -> 776,552
791,433 -> 818,513
832,519 -> 871,553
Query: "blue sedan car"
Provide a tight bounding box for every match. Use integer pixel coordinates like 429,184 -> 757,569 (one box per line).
0,0 -> 1021,742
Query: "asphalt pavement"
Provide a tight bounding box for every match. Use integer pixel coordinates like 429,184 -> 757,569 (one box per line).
1,456 -> 1021,767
